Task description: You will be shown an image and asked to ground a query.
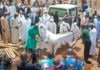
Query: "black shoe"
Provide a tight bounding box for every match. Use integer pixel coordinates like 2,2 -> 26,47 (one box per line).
85,60 -> 92,64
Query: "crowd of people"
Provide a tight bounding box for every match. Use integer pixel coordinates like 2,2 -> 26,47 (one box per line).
0,0 -> 100,70
81,10 -> 100,66
17,49 -> 83,70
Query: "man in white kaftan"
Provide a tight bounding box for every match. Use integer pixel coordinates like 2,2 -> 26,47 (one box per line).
46,19 -> 56,34
8,3 -> 16,42
31,6 -> 37,19
18,13 -> 27,43
86,5 -> 91,17
11,14 -> 19,44
24,15 -> 31,42
89,25 -> 97,56
60,21 -> 70,33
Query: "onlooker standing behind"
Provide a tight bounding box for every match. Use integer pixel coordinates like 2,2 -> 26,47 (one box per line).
74,15 -> 81,28
59,21 -> 70,33
86,5 -> 91,17
93,16 -> 98,27
81,25 -> 91,63
42,11 -> 50,25
11,14 -> 19,44
53,11 -> 59,25
53,11 -> 59,33
92,10 -> 97,19
95,16 -> 100,43
8,2 -> 16,42
1,14 -> 10,43
46,19 -> 56,34
89,25 -> 97,56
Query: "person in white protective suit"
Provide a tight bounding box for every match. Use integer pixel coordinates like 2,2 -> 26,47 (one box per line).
46,19 -> 57,34
89,25 -> 97,56
70,22 -> 80,40
42,11 -> 50,25
38,23 -> 56,53
38,23 -> 47,49
60,21 -> 70,33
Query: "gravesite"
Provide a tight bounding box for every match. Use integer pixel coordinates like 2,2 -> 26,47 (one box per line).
0,0 -> 100,70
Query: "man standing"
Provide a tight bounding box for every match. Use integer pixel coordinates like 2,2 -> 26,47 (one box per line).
86,5 -> 91,17
11,14 -> 19,44
53,11 -> 59,33
60,21 -> 70,33
1,14 -> 10,43
24,24 -> 39,50
92,10 -> 97,18
89,25 -> 97,56
46,19 -> 56,34
0,0 -> 4,41
63,13 -> 72,26
74,15 -> 81,28
95,16 -> 100,43
94,16 -> 98,27
96,16 -> 100,67
18,13 -> 27,43
81,25 -> 91,63
71,22 -> 80,40
8,2 -> 16,42
42,11 -> 50,25
38,23 -> 47,49
24,14 -> 31,42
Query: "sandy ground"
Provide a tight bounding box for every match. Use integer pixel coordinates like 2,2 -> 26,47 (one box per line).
75,39 -> 100,70
55,39 -> 100,70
